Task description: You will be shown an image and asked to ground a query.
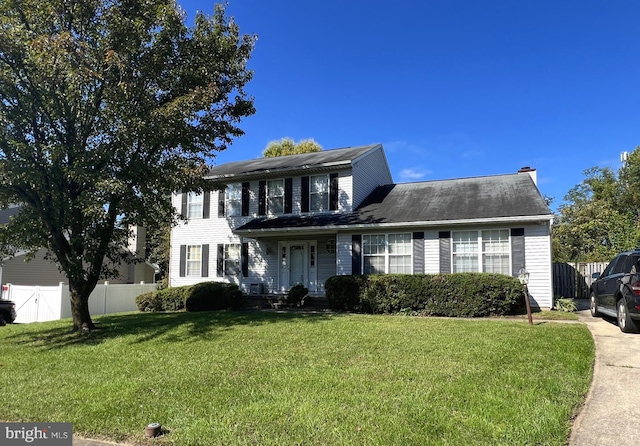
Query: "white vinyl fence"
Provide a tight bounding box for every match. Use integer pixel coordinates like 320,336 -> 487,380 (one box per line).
4,282 -> 157,323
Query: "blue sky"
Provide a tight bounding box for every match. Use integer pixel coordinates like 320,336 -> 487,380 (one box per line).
177,0 -> 640,211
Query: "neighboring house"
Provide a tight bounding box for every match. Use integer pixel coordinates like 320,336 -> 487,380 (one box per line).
0,207 -> 156,286
169,144 -> 555,308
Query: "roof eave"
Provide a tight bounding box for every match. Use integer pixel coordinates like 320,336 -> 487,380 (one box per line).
206,161 -> 352,183
233,214 -> 554,235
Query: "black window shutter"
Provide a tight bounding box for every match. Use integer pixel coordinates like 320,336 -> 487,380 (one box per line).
181,192 -> 187,217
301,176 -> 310,212
241,243 -> 249,277
439,232 -> 451,274
511,228 -> 525,276
258,181 -> 266,215
330,173 -> 339,210
201,244 -> 209,277
203,191 -> 210,219
352,234 -> 362,275
242,182 -> 250,216
217,244 -> 224,277
284,178 -> 293,214
179,245 -> 186,277
218,190 -> 225,217
413,232 -> 424,274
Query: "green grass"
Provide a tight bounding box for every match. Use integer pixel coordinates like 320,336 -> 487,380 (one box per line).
0,311 -> 594,446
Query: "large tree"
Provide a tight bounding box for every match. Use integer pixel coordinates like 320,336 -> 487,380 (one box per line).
553,155 -> 640,263
0,0 -> 256,331
262,137 -> 322,157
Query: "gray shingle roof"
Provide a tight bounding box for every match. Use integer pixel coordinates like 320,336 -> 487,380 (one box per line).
207,144 -> 380,180
235,173 -> 552,233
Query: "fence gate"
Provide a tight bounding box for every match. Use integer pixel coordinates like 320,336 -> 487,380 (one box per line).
7,284 -> 63,323
553,262 -> 609,299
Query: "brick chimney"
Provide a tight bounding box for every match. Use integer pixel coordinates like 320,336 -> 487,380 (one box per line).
518,166 -> 537,185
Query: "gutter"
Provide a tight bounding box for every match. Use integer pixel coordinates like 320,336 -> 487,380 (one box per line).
233,214 -> 554,235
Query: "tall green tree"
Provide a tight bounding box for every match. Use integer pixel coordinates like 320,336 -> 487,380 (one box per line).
262,137 -> 322,157
553,162 -> 640,262
0,0 -> 256,331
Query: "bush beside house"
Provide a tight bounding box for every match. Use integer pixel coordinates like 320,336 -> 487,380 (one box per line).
136,282 -> 241,312
326,273 -> 525,317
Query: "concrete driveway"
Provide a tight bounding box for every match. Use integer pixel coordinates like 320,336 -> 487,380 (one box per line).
569,306 -> 640,445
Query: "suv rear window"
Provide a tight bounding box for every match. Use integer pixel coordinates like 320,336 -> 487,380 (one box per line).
622,254 -> 640,274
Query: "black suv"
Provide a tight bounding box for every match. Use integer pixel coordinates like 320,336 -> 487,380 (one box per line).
590,250 -> 640,333
0,299 -> 16,326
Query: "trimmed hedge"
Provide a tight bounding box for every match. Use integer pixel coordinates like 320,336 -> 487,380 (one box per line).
325,273 -> 525,317
135,282 -> 241,312
136,286 -> 193,312
185,282 -> 242,312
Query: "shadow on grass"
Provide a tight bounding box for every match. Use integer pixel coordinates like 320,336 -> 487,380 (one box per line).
4,309 -> 344,350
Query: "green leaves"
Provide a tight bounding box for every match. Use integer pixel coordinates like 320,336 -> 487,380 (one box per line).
0,0 -> 256,325
553,147 -> 640,262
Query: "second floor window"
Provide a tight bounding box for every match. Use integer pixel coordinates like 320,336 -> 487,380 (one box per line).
226,183 -> 242,217
187,192 -> 203,218
310,174 -> 329,211
267,179 -> 284,214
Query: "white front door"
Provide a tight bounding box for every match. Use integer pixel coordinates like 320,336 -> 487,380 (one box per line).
289,244 -> 306,287
278,241 -> 317,292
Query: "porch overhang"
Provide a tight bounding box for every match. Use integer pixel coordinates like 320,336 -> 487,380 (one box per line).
233,213 -> 554,236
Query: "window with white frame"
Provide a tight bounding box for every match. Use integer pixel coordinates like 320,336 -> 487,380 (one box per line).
362,233 -> 412,274
388,233 -> 412,273
267,179 -> 284,214
186,245 -> 202,276
187,192 -> 203,218
225,183 -> 242,217
363,234 -> 386,274
482,229 -> 510,274
310,174 -> 329,211
224,244 -> 241,275
452,230 -> 510,274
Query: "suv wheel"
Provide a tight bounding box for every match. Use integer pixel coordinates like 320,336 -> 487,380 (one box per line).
590,292 -> 600,317
617,298 -> 640,334
0,315 -> 6,327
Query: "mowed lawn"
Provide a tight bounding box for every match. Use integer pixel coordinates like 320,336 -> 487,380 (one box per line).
0,311 -> 593,446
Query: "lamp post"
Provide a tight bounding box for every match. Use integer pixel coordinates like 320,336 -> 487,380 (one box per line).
518,267 -> 533,325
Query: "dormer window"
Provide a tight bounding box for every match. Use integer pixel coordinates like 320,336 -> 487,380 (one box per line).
225,183 -> 242,217
310,174 -> 329,211
267,179 -> 284,214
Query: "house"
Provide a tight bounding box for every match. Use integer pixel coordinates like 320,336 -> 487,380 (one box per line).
169,144 -> 555,308
0,206 -> 156,287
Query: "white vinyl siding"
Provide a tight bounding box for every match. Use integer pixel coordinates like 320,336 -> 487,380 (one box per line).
424,231 -> 440,274
351,146 -> 393,209
523,223 -> 553,309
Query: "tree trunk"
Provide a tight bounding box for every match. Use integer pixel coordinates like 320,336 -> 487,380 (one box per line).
69,286 -> 96,332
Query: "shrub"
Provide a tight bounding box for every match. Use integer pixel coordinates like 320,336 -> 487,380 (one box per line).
325,273 -> 525,317
286,283 -> 308,305
185,282 -> 242,312
325,275 -> 367,311
555,297 -> 578,312
135,286 -> 192,312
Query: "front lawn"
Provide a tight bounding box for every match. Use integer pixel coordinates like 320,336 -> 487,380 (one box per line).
0,311 -> 593,445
